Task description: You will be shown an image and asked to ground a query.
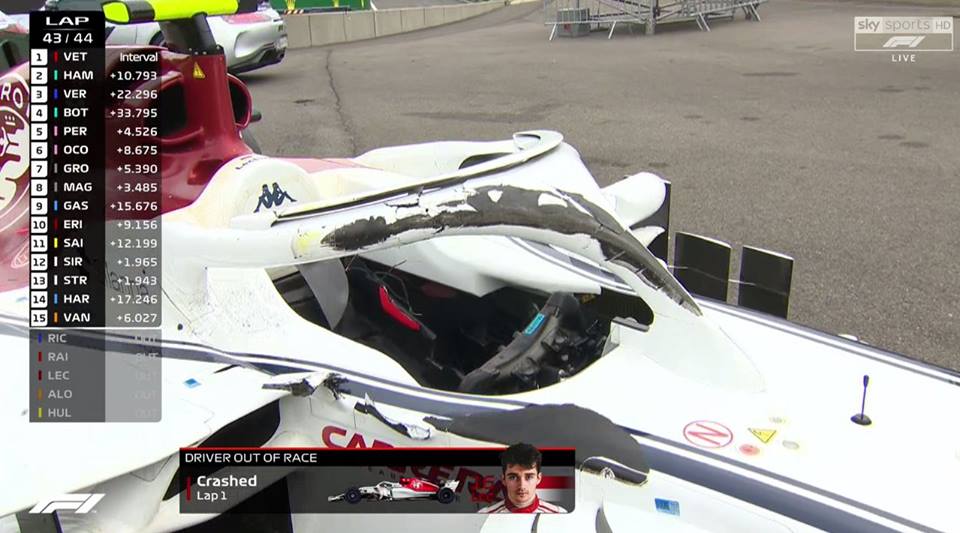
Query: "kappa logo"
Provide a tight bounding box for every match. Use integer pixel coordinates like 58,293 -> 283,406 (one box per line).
29,493 -> 105,514
254,182 -> 297,213
882,36 -> 925,48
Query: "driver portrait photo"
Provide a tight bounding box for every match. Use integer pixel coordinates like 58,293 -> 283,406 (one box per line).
478,443 -> 567,514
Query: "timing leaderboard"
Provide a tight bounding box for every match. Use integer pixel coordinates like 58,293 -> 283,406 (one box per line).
28,11 -> 161,422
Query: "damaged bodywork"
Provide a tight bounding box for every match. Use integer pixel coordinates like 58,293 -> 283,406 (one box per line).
315,182 -> 699,317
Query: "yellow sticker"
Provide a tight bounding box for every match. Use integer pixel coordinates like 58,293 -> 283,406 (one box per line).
193,63 -> 206,80
749,428 -> 777,444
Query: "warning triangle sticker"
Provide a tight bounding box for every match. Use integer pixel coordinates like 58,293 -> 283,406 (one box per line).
749,428 -> 777,444
193,63 -> 206,79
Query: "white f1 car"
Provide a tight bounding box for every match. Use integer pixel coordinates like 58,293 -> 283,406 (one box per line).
1,1 -> 959,533
328,478 -> 459,504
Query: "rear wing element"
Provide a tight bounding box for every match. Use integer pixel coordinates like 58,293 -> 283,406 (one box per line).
673,232 -> 794,318
631,175 -> 794,319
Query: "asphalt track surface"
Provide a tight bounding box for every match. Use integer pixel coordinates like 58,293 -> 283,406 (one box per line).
241,0 -> 960,372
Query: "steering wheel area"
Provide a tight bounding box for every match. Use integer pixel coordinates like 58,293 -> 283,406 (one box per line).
458,292 -> 591,394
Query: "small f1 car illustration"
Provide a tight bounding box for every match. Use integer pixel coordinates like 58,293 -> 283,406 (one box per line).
329,478 -> 460,504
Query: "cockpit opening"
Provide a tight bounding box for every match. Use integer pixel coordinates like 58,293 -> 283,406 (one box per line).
273,254 -> 653,394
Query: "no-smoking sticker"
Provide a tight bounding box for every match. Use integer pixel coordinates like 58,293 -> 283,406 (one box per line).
683,420 -> 733,449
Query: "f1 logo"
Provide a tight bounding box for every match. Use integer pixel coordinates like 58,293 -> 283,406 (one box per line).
29,494 -> 104,514
882,36 -> 925,48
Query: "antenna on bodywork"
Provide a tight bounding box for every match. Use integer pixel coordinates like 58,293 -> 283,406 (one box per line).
851,375 -> 872,426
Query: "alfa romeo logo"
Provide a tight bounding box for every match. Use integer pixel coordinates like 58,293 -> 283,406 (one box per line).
11,241 -> 27,269
0,71 -> 28,222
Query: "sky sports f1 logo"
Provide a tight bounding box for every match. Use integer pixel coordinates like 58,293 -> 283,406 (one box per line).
882,35 -> 925,48
29,493 -> 105,514
854,17 -> 954,52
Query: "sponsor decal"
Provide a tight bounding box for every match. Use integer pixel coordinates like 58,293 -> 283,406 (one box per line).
232,154 -> 265,171
29,493 -> 105,514
192,62 -> 206,80
403,478 -> 433,492
739,444 -> 760,456
0,72 -> 29,226
523,313 -> 545,335
654,498 -> 680,515
254,182 -> 296,213
748,427 -> 777,444
321,425 -> 393,449
11,241 -> 28,269
683,420 -> 733,449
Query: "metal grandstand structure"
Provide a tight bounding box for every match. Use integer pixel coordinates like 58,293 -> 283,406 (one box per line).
544,0 -> 767,39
